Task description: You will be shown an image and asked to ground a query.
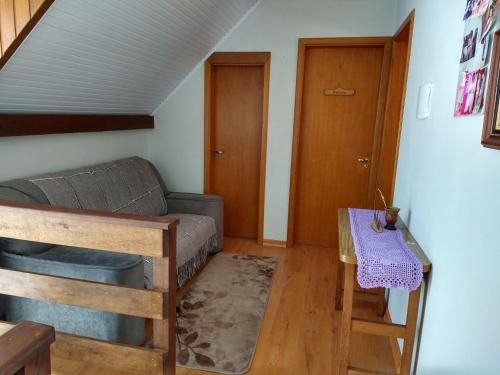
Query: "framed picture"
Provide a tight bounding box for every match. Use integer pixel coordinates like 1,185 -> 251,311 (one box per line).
482,30 -> 500,149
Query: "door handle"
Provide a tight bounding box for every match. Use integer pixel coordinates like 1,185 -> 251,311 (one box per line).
357,158 -> 371,168
213,149 -> 225,156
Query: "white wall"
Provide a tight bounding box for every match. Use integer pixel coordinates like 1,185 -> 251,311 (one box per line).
389,1 -> 500,374
0,130 -> 150,180
151,0 -> 397,240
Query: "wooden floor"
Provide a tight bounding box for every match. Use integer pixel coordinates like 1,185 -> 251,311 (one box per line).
52,237 -> 396,375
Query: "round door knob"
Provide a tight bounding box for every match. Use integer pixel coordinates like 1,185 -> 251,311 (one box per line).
213,149 -> 225,155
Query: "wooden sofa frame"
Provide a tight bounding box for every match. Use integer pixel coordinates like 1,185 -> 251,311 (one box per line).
0,321 -> 56,375
0,200 -> 179,375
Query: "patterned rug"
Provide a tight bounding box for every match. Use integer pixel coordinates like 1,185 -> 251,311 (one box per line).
176,252 -> 278,374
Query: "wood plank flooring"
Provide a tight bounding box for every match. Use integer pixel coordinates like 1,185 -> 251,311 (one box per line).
52,237 -> 396,375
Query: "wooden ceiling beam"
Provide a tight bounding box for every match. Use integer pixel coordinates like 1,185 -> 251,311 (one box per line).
0,114 -> 154,137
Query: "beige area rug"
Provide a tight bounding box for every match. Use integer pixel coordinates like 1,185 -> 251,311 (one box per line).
176,253 -> 278,374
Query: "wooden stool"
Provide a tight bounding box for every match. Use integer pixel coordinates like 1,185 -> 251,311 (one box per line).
336,208 -> 431,375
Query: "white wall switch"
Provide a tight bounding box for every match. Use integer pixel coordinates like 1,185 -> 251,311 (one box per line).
417,83 -> 434,120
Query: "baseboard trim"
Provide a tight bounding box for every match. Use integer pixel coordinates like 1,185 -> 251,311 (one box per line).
262,239 -> 287,248
384,308 -> 402,372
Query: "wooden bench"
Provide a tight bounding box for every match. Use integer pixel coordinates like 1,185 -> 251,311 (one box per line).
0,321 -> 55,375
0,200 -> 179,375
336,208 -> 431,375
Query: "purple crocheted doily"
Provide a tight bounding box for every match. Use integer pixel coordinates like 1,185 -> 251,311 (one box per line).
348,208 -> 423,292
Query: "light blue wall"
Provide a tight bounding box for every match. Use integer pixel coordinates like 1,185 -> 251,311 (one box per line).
0,131 -> 150,180
389,1 -> 500,373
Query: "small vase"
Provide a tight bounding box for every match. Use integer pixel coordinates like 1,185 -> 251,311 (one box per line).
384,207 -> 400,231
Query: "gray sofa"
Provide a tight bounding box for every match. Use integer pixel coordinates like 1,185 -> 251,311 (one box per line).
0,157 -> 223,345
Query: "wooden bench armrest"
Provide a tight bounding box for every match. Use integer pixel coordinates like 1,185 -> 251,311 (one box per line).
0,321 -> 55,375
0,200 -> 179,257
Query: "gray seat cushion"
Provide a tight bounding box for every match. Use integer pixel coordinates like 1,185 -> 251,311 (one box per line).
0,247 -> 145,345
144,213 -> 217,288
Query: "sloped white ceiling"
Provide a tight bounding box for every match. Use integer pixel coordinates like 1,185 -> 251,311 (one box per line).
0,0 -> 258,114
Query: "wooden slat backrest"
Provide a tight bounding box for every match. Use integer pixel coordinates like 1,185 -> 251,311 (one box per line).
0,200 -> 178,374
0,200 -> 178,257
0,268 -> 167,319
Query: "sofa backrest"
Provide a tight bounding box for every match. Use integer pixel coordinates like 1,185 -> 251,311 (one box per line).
147,161 -> 169,196
27,156 -> 168,216
0,157 -> 168,255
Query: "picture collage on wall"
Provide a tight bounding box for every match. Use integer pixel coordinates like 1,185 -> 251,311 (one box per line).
455,0 -> 499,116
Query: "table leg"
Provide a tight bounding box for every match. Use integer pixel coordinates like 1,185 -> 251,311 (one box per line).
400,285 -> 421,375
338,263 -> 355,375
335,262 -> 344,311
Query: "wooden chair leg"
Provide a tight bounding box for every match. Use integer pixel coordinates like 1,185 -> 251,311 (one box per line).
338,263 -> 355,375
400,286 -> 421,375
335,262 -> 344,311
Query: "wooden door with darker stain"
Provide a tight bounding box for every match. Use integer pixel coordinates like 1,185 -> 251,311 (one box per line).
208,65 -> 264,239
294,46 -> 385,247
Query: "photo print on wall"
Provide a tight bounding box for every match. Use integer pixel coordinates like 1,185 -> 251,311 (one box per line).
455,67 -> 488,115
474,67 -> 488,112
465,0 -> 490,20
461,27 -> 479,62
482,1 -> 498,40
455,0 -> 498,117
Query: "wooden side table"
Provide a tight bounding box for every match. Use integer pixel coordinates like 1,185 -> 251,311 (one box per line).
0,321 -> 55,375
335,208 -> 431,375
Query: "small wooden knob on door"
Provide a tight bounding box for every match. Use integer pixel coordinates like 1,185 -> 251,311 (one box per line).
357,158 -> 370,168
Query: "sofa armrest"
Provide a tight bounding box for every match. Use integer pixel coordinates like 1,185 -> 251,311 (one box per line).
166,192 -> 224,251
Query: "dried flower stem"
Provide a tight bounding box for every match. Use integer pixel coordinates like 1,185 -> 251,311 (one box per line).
377,188 -> 388,209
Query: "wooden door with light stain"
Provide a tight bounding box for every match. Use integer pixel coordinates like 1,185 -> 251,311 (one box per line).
293,46 -> 385,247
208,65 -> 264,239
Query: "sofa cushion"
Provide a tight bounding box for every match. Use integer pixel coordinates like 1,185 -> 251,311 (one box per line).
27,156 -> 168,216
144,213 -> 217,288
0,180 -> 52,256
0,246 -> 143,286
0,247 -> 145,345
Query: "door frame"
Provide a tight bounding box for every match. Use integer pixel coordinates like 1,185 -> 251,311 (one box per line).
387,11 -> 416,371
286,37 -> 392,248
380,10 -> 415,206
204,52 -> 271,245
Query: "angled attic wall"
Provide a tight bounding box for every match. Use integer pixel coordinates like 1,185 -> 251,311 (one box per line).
0,0 -> 149,181
0,0 -> 257,181
0,0 -> 258,114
